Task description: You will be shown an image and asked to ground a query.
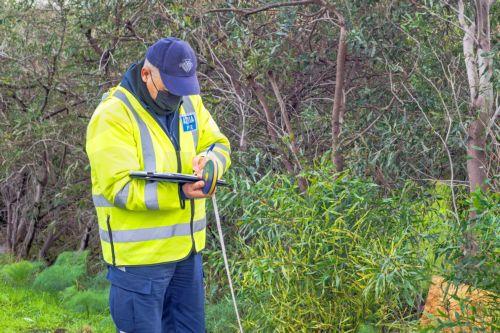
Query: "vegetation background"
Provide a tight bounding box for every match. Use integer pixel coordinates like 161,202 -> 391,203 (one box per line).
0,0 -> 498,332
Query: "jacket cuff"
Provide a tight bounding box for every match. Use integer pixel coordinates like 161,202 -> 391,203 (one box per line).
179,185 -> 188,200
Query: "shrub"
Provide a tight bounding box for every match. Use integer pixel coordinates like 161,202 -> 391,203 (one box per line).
0,260 -> 45,286
212,161 -> 499,332
448,189 -> 500,292
62,287 -> 109,314
81,270 -> 109,291
33,251 -> 88,292
220,163 -> 450,332
52,251 -> 89,267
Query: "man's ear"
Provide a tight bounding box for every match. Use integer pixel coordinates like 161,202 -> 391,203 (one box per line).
140,67 -> 149,83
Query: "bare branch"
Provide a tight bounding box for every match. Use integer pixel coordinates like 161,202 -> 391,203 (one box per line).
205,0 -> 317,16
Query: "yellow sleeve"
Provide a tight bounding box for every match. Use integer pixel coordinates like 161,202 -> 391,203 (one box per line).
195,97 -> 231,177
86,99 -> 179,211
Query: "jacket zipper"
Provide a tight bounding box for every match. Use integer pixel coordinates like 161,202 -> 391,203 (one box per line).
175,150 -> 185,210
106,215 -> 116,266
146,105 -> 195,251
147,110 -> 185,210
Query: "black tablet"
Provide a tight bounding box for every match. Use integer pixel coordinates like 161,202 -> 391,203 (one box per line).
129,171 -> 228,186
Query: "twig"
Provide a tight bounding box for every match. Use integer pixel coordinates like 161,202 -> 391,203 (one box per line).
402,82 -> 460,225
205,0 -> 317,16
40,100 -> 86,120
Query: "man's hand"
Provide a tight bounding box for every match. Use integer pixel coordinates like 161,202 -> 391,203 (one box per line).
182,155 -> 214,199
182,180 -> 208,199
192,155 -> 207,177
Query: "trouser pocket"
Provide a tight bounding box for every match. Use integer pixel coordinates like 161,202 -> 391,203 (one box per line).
107,266 -> 153,332
109,284 -> 135,332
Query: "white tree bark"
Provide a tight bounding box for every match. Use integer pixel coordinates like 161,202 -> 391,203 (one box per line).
458,0 -> 495,193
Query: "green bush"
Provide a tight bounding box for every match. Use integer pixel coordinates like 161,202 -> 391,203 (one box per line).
211,161 -> 499,332
0,260 -> 44,286
82,270 -> 109,291
217,162 -> 456,332
60,270 -> 110,315
62,286 -> 109,314
33,251 -> 88,292
52,250 -> 89,267
448,189 -> 499,292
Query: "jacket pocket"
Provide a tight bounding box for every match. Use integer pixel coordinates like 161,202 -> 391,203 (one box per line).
106,214 -> 116,266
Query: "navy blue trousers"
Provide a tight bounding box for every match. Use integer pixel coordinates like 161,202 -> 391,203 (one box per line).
106,253 -> 205,333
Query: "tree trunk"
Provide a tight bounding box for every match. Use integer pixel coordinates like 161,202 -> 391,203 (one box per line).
38,229 -> 56,261
457,0 -> 494,256
459,0 -> 494,194
19,179 -> 43,258
331,23 -> 347,172
5,202 -> 13,252
466,117 -> 488,192
311,0 -> 348,172
79,219 -> 92,252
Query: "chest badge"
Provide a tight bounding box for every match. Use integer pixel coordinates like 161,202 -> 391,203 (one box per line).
180,114 -> 197,132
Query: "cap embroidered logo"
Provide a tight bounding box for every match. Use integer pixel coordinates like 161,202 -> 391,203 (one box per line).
179,59 -> 193,73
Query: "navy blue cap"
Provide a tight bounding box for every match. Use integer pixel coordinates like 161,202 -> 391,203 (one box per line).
146,37 -> 200,96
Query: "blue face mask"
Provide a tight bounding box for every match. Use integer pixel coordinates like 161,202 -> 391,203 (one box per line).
150,76 -> 182,112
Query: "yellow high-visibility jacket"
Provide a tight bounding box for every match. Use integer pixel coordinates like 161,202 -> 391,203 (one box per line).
86,86 -> 231,266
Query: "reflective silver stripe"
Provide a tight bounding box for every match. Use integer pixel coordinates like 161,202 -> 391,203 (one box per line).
182,96 -> 198,151
99,217 -> 207,243
101,92 -> 109,102
144,181 -> 159,210
211,150 -> 227,170
113,90 -> 159,210
114,182 -> 130,208
92,194 -> 114,207
113,90 -> 156,172
213,143 -> 230,154
193,218 -> 206,233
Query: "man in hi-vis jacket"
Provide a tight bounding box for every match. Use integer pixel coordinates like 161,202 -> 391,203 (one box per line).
85,37 -> 231,333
